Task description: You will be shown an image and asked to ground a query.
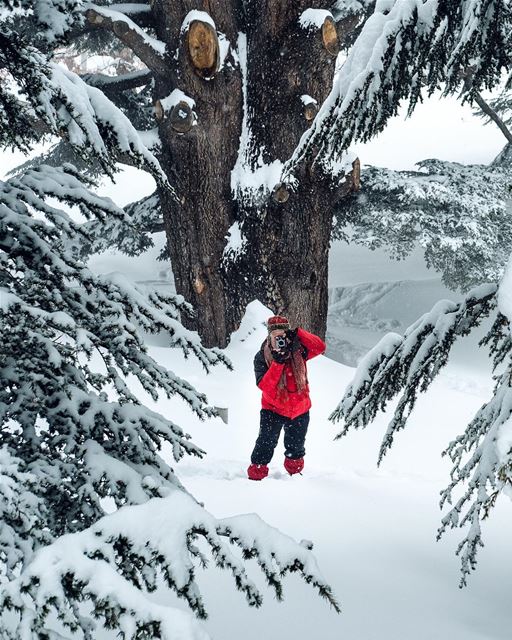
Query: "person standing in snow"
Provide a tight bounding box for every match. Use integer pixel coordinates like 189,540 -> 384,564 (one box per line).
247,315 -> 326,481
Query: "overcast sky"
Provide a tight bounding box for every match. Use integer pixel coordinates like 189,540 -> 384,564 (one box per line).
353,91 -> 505,170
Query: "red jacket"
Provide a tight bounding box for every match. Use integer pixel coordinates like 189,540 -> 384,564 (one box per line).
253,328 -> 326,419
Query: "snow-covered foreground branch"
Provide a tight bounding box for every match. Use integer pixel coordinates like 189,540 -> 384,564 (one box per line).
1,489 -> 338,639
332,284 -> 498,461
0,158 -> 338,637
331,276 -> 512,585
283,0 -> 511,181
0,9 -> 170,188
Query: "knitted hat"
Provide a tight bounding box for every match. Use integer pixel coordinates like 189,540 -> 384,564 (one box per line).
267,315 -> 290,333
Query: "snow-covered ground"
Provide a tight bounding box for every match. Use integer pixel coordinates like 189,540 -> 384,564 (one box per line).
67,220 -> 505,638
127,301 -> 510,640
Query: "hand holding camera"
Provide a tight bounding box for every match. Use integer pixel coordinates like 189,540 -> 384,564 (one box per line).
270,337 -> 289,363
271,349 -> 289,363
270,329 -> 298,362
286,328 -> 301,353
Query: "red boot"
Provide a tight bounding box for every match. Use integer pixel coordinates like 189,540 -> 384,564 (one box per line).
247,463 -> 269,481
284,457 -> 304,475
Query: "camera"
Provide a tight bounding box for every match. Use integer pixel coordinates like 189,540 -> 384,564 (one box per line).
275,335 -> 287,350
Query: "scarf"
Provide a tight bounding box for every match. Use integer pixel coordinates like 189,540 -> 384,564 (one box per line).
262,337 -> 307,398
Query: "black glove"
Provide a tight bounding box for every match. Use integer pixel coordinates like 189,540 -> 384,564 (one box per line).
271,348 -> 289,363
286,328 -> 301,353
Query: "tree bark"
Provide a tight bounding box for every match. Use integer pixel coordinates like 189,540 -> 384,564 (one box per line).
149,1 -> 358,347
151,1 -> 241,347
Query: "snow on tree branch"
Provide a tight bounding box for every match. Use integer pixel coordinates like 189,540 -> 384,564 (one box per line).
218,513 -> 340,611
41,62 -> 170,186
438,364 -> 512,586
0,32 -> 53,150
336,159 -> 512,291
283,0 -> 512,181
330,284 -> 498,463
433,261 -> 512,585
83,68 -> 154,93
299,8 -> 334,30
0,163 -> 223,517
0,447 -> 51,581
106,2 -> 155,29
1,490 -> 338,638
0,19 -> 171,189
328,279 -> 512,583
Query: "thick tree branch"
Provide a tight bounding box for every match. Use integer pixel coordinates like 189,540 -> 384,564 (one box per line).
107,3 -> 155,29
82,69 -> 153,92
85,5 -> 166,74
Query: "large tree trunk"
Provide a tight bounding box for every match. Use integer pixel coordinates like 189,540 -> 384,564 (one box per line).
151,1 -> 359,347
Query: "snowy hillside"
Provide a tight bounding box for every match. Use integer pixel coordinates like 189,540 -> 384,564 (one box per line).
326,276 -> 459,366
127,301 -> 511,640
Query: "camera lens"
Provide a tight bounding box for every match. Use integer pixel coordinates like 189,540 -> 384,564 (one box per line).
276,336 -> 286,349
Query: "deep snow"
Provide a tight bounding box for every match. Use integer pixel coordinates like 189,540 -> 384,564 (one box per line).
127,301 -> 511,640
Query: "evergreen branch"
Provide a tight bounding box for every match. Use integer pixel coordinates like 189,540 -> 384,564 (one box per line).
74,190 -> 163,259
218,514 -> 341,613
329,279 -> 512,584
1,34 -> 170,188
337,160 -> 512,292
282,0 -> 511,182
437,367 -> 512,586
330,284 -> 498,462
1,492 -> 338,636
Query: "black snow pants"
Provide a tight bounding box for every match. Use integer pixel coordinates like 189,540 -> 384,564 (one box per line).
250,409 -> 309,465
